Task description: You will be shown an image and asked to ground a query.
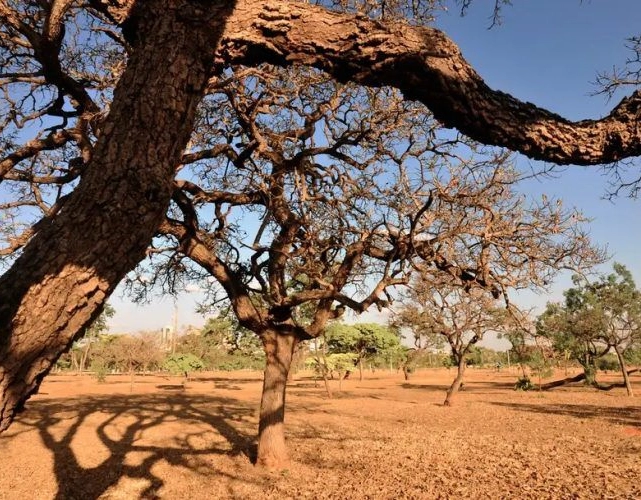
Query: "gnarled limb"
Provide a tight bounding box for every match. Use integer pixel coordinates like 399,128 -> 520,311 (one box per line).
219,0 -> 641,166
86,0 -> 641,165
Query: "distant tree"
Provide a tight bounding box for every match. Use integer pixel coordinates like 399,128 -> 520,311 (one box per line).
176,313 -> 262,368
324,323 -> 401,381
538,264 -> 641,395
163,353 -> 205,381
91,332 -> 163,390
75,303 -> 115,374
395,275 -> 507,405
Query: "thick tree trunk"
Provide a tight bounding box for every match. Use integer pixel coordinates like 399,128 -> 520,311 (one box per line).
358,357 -> 364,381
614,346 -> 634,397
444,357 -> 466,406
0,0 -> 231,432
541,368 -> 639,391
541,372 -> 588,390
581,358 -> 599,387
257,330 -> 298,468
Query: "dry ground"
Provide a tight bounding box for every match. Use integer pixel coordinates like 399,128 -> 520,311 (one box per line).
0,368 -> 639,499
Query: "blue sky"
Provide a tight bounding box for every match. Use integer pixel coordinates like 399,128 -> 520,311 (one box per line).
108,1 -> 641,335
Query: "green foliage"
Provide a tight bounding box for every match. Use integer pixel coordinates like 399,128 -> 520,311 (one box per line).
174,313 -> 264,371
83,303 -> 115,339
527,350 -> 554,388
597,354 -> 620,371
214,352 -> 265,371
163,353 -> 205,377
537,263 -> 641,382
466,345 -> 501,367
305,352 -> 357,377
327,353 -> 358,373
624,347 -> 641,365
324,323 -> 401,361
514,376 -> 535,391
91,359 -> 109,382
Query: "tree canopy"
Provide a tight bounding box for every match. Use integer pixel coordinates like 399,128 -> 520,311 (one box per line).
536,264 -> 641,394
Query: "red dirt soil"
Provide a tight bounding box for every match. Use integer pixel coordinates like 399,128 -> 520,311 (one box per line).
0,368 -> 639,499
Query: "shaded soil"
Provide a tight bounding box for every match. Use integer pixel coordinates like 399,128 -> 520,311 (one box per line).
0,368 -> 639,499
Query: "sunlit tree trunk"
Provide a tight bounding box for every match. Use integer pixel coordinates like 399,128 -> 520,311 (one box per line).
257,330 -> 298,468
614,345 -> 634,397
79,343 -> 91,374
444,355 -> 466,406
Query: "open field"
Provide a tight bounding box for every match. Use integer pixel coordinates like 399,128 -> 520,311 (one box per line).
0,368 -> 639,499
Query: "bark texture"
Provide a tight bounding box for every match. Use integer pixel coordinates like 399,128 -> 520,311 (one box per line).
541,368 -> 639,391
90,0 -> 641,165
0,0 -> 232,431
217,0 -> 641,166
257,330 -> 298,468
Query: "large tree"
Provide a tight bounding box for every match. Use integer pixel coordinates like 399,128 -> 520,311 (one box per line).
0,0 -> 636,432
131,66 -> 534,465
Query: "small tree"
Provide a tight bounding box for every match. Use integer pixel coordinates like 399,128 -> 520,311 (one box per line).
324,323 -> 401,381
395,275 -> 508,405
91,333 -> 163,390
163,353 -> 205,381
537,264 -> 641,394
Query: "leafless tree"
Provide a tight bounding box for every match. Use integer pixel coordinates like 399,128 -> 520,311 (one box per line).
119,65 -> 603,463
395,277 -> 508,405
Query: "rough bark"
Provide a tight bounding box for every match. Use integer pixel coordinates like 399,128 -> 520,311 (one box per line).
86,0 -> 641,165
84,0 -> 641,165
444,357 -> 466,406
216,0 -> 641,166
614,346 -> 634,397
257,329 -> 298,468
0,0 -> 231,432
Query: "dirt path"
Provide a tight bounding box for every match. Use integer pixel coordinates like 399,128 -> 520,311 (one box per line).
0,369 -> 639,499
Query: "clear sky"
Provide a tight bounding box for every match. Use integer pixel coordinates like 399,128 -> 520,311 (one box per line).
107,1 -> 641,336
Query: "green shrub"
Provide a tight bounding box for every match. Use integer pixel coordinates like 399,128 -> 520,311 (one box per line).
91,359 -> 109,383
514,376 -> 535,391
163,353 -> 205,378
597,355 -> 619,372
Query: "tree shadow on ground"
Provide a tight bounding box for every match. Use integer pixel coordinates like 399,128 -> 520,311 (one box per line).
400,383 -> 451,392
195,376 -> 261,385
491,402 -> 641,428
4,393 -> 259,499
